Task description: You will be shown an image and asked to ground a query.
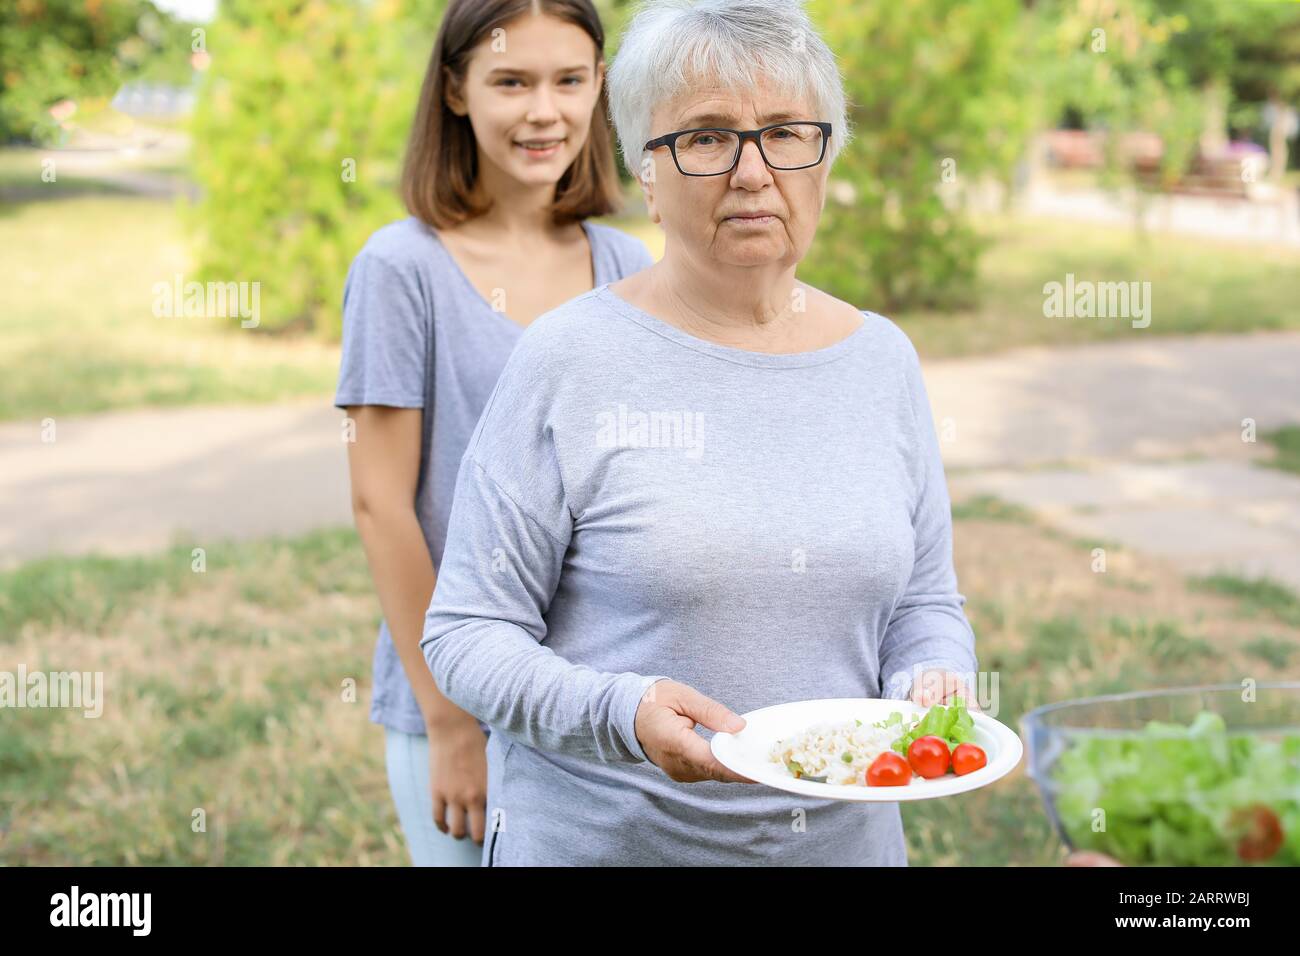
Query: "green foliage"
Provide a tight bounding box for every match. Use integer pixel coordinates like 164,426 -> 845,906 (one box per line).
800,0 -> 1299,314
186,0 -> 444,336
801,0 -> 1034,311
1152,0 -> 1300,106
1261,426 -> 1300,477
1032,0 -> 1207,189
0,0 -> 189,145
1029,0 -> 1300,186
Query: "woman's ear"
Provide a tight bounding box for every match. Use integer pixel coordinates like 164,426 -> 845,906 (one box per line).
639,156 -> 661,226
593,58 -> 605,99
442,66 -> 467,116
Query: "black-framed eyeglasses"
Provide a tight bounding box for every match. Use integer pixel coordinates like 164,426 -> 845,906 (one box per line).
644,121 -> 832,176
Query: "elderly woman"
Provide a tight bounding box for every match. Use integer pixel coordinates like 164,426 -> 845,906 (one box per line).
420,0 -> 979,866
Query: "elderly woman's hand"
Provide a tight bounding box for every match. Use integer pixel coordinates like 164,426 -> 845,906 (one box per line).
909,669 -> 982,713
634,680 -> 757,783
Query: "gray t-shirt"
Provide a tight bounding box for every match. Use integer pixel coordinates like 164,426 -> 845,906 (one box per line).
421,283 -> 978,866
334,215 -> 656,736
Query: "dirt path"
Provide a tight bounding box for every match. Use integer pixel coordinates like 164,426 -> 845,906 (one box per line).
4,331 -> 1299,585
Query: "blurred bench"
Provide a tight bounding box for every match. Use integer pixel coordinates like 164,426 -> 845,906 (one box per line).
1133,153 -> 1251,199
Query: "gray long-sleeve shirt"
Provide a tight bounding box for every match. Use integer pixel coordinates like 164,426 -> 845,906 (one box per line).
421,283 -> 978,866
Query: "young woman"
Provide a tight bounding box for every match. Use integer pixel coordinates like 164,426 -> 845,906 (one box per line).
334,0 -> 654,866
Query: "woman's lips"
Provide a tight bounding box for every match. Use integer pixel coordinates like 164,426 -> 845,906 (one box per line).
515,138 -> 566,158
724,214 -> 779,225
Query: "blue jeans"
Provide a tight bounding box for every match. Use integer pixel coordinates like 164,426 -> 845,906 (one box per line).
384,727 -> 485,867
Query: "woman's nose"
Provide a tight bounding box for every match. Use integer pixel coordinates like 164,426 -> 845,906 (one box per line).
525,85 -> 561,125
731,139 -> 772,187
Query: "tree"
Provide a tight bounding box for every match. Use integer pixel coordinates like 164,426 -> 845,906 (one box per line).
0,0 -> 193,145
800,0 -> 1034,311
1150,0 -> 1300,179
1030,0 -> 1205,194
186,0 -> 445,336
1035,0 -> 1300,188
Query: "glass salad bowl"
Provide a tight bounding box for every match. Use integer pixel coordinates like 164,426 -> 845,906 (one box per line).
1021,682 -> 1300,866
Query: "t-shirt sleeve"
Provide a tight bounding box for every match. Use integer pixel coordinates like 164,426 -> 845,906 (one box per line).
607,225 -> 656,276
625,233 -> 656,272
420,342 -> 667,763
878,331 -> 979,700
333,247 -> 429,409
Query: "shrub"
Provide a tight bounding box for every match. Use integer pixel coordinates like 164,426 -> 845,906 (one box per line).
186,0 -> 444,336
802,0 -> 1033,312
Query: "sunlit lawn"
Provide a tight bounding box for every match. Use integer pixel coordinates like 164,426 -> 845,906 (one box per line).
0,194 -> 342,422
0,528 -> 401,865
2,500 -> 1295,865
3,161 -> 1298,422
0,143 -> 190,185
890,214 -> 1300,359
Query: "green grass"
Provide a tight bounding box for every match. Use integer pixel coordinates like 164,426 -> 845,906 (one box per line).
1260,426 -> 1300,476
3,510 -> 1297,865
0,527 -> 372,639
0,526 -> 400,865
1243,636 -> 1297,670
0,193 -> 342,422
891,215 -> 1300,360
1109,617 -> 1215,666
951,494 -> 1034,523
4,164 -> 1299,420
1188,573 -> 1300,628
950,494 -> 1127,558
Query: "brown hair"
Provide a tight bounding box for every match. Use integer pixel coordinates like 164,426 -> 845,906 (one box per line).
400,0 -> 623,228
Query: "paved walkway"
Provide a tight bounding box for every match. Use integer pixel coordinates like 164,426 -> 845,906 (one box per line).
0,400 -> 352,567
926,330 -> 1300,469
930,330 -> 1300,589
4,332 -> 1299,587
950,460 -> 1300,589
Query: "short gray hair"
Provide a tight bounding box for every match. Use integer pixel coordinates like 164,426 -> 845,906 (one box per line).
607,0 -> 851,179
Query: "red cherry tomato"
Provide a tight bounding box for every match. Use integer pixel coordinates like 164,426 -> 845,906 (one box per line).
951,743 -> 987,776
1232,804 -> 1284,862
866,751 -> 912,786
907,735 -> 951,779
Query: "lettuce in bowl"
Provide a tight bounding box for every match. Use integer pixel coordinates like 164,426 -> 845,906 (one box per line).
1032,701 -> 1299,865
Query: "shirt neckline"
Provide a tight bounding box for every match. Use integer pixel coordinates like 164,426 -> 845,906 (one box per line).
420,217 -> 600,332
594,282 -> 872,369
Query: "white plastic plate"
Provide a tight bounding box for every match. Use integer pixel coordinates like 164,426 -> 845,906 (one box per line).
710,697 -> 1023,801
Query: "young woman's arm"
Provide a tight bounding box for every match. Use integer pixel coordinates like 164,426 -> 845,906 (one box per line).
345,403 -> 488,844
